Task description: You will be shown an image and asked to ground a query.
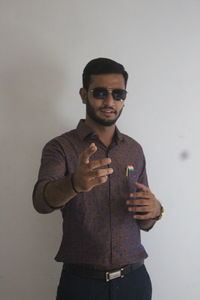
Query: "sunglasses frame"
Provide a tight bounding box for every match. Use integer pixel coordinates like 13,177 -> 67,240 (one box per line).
89,87 -> 127,101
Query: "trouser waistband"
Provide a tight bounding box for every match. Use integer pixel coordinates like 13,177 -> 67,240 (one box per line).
64,261 -> 144,281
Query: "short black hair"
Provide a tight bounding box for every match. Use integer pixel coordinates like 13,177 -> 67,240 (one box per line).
82,57 -> 128,90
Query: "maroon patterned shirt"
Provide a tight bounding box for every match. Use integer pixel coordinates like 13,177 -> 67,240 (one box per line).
33,120 -> 148,269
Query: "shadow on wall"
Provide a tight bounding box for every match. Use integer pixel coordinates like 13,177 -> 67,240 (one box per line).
0,31 -> 71,284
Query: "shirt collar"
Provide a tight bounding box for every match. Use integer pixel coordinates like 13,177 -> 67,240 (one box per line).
76,119 -> 124,143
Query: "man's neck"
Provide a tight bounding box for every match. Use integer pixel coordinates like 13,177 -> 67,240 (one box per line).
85,117 -> 116,147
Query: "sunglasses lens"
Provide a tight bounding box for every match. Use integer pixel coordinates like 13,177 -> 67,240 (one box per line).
112,89 -> 127,101
93,88 -> 107,99
92,88 -> 127,101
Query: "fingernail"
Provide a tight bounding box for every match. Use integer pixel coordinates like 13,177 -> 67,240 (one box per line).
90,143 -> 96,148
126,200 -> 130,204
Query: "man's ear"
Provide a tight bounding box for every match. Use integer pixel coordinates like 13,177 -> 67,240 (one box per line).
79,88 -> 87,104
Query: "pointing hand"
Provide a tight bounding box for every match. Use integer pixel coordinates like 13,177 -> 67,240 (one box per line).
72,143 -> 113,193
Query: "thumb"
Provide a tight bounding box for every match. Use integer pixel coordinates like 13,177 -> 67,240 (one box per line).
134,182 -> 151,193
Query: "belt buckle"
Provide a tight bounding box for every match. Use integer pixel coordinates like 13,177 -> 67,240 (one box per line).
106,268 -> 124,282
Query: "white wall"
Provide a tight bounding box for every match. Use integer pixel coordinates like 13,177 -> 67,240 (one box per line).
0,1 -> 200,299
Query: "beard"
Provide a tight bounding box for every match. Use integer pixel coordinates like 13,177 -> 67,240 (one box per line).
86,100 -> 123,127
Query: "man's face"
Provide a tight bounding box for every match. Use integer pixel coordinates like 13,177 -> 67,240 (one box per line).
83,74 -> 126,127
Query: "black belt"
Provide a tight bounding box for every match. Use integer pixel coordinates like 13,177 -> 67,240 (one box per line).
64,261 -> 144,282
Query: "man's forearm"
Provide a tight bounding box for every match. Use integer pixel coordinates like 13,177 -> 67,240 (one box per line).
44,175 -> 77,209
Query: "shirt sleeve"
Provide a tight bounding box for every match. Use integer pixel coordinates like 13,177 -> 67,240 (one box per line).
138,149 -> 149,187
32,139 -> 67,214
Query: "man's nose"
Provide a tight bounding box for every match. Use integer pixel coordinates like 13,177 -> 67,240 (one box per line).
103,91 -> 115,106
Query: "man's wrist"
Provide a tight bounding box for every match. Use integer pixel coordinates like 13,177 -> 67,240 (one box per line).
71,173 -> 80,194
151,205 -> 164,221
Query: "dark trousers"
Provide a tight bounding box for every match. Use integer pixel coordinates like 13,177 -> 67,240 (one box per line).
56,264 -> 152,300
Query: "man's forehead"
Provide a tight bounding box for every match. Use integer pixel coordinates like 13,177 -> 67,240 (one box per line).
89,73 -> 125,87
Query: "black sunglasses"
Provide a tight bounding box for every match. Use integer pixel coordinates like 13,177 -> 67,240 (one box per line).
89,87 -> 127,101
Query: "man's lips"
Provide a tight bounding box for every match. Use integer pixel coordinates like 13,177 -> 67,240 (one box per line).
99,107 -> 117,115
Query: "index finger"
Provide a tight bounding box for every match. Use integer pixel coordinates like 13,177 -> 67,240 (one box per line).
80,143 -> 97,164
89,157 -> 112,170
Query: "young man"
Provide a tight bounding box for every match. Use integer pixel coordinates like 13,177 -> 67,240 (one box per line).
33,58 -> 163,300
